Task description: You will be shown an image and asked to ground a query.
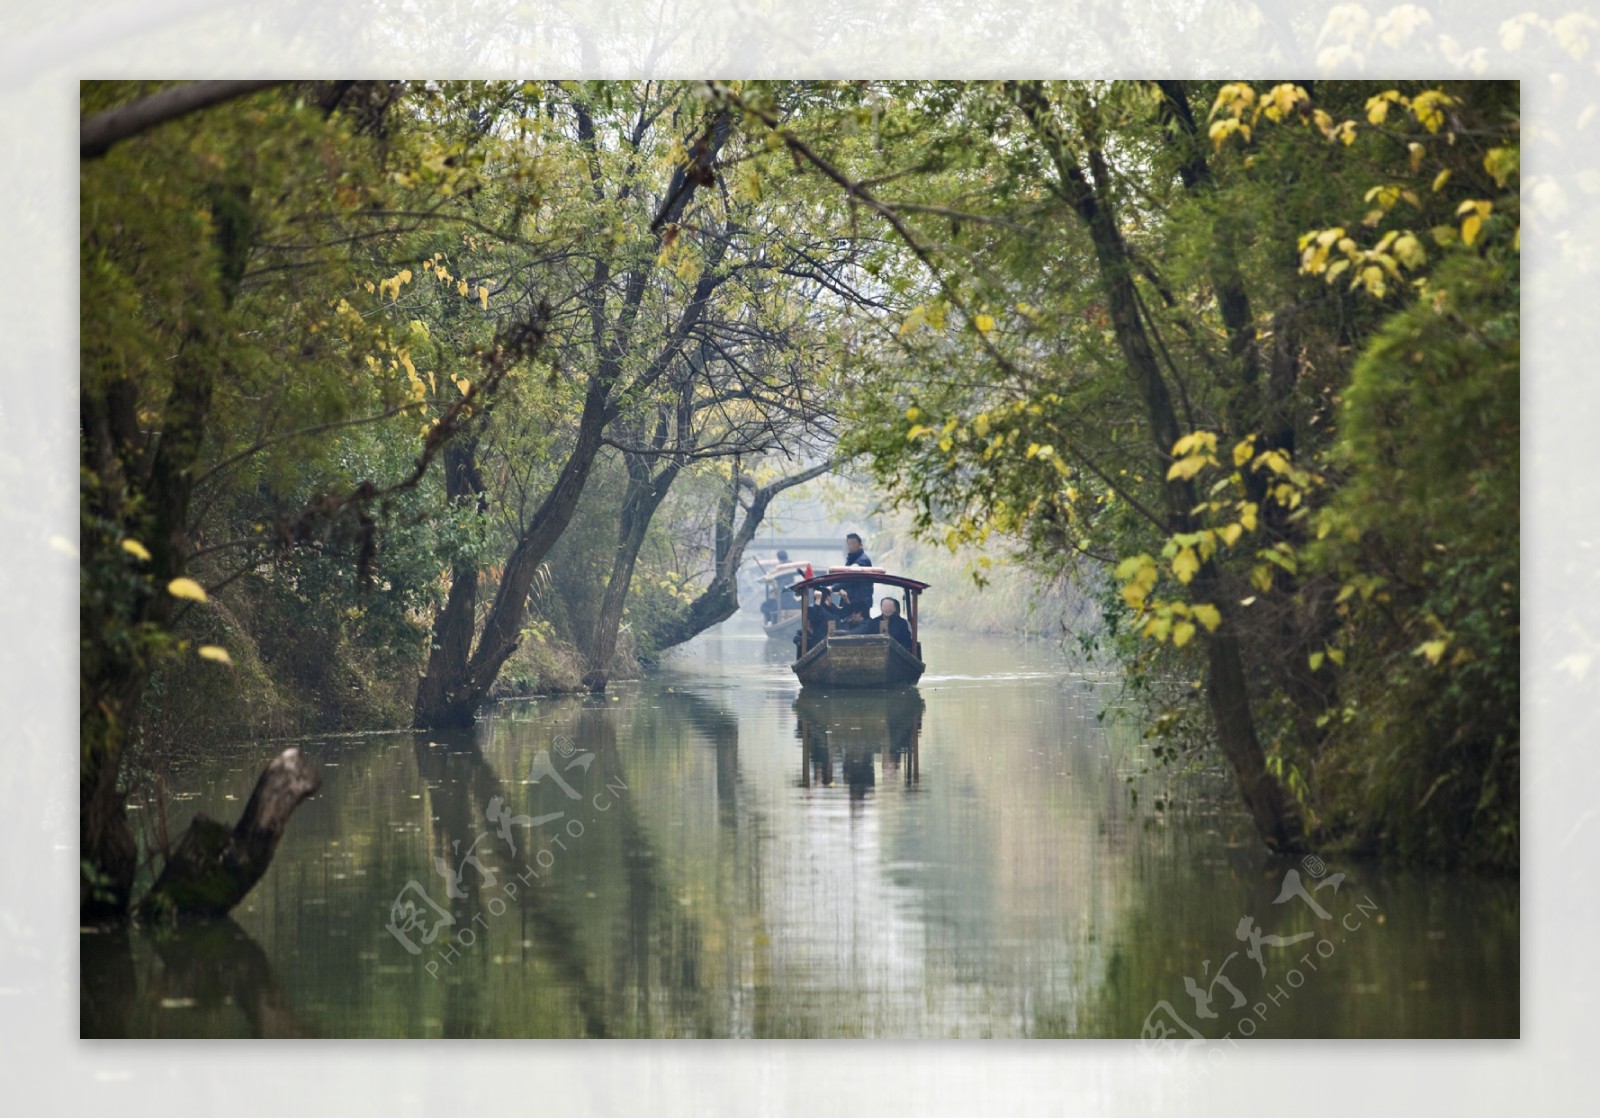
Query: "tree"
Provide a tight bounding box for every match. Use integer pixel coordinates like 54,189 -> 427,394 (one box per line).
79,79 -> 542,917
714,78 -> 1518,862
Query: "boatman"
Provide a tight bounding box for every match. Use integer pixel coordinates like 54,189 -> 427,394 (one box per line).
834,532 -> 875,624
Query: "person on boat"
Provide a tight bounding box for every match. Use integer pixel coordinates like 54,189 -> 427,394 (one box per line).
832,532 -> 875,624
794,587 -> 846,653
875,597 -> 914,650
775,549 -> 804,607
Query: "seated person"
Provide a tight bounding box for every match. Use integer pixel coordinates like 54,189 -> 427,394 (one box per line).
796,589 -> 846,650
875,597 -> 914,650
760,583 -> 780,625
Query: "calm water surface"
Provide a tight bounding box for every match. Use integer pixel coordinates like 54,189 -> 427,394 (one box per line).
81,623 -> 1518,1038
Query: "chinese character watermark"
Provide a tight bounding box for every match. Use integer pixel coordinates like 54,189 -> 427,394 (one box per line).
384,733 -> 628,977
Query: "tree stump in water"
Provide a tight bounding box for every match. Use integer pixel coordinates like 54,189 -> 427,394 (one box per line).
144,747 -> 321,917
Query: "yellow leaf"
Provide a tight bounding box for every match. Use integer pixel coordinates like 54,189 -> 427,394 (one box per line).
1167,455 -> 1210,481
1193,604 -> 1222,632
1393,233 -> 1427,269
1171,547 -> 1200,584
478,285 -> 490,310
1327,648 -> 1346,666
1415,638 -> 1448,665
1219,523 -> 1243,547
1309,650 -> 1325,671
1115,555 -> 1150,581
1232,437 -> 1255,467
457,279 -> 469,297
1239,502 -> 1259,531
198,645 -> 233,666
974,314 -> 996,336
121,539 -> 151,562
1250,564 -> 1274,592
167,577 -> 208,603
1431,169 -> 1451,193
1461,214 -> 1482,246
1172,621 -> 1197,647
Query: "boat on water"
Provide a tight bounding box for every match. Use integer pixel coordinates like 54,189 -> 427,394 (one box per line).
788,569 -> 930,688
756,560 -> 809,641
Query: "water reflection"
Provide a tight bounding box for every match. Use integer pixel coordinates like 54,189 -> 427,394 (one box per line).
81,918 -> 305,1038
795,687 -> 924,797
80,628 -> 1519,1038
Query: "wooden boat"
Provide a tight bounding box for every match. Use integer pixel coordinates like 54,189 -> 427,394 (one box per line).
763,610 -> 802,641
788,570 -> 930,689
755,560 -> 809,641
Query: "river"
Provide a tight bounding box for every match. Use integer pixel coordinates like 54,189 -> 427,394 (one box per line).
80,622 -> 1518,1038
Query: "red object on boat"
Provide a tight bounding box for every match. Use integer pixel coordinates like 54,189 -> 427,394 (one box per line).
805,563 -> 814,579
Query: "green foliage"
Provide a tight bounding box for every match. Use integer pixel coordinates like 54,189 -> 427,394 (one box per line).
748,78 -> 1519,867
1310,249 -> 1520,869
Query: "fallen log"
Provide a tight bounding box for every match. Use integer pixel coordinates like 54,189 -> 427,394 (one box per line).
143,747 -> 321,918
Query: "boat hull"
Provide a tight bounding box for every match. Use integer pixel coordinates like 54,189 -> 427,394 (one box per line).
791,633 -> 925,688
763,611 -> 802,641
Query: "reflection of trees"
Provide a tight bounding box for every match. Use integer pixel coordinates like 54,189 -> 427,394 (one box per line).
80,918 -> 305,1038
577,701 -> 713,1035
413,729 -> 609,1037
794,687 -> 925,798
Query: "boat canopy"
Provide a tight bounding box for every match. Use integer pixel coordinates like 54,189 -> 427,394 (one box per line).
789,570 -> 931,595
757,560 -> 810,582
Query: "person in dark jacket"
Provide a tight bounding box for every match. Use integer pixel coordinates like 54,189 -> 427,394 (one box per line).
875,597 -> 914,650
834,532 -> 875,623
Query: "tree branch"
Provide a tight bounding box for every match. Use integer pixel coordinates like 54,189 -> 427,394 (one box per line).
82,80 -> 287,159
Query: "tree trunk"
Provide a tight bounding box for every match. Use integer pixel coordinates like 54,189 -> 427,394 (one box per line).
413,372 -> 614,728
1012,82 -> 1307,853
414,436 -> 489,727
79,183 -> 253,919
580,455 -> 681,692
142,747 -> 322,917
645,460 -> 833,653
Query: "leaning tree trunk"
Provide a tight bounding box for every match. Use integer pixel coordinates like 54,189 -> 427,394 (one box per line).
644,460 -> 834,654
142,747 -> 322,918
413,371 -> 614,728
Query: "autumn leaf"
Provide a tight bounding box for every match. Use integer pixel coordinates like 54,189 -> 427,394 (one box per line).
1171,546 -> 1200,584
198,645 -> 233,666
167,577 -> 208,603
121,539 -> 151,561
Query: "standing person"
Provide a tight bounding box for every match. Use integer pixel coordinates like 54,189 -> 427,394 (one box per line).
835,532 -> 875,623
775,549 -> 804,608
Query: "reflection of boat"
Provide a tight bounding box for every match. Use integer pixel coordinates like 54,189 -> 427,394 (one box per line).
789,571 -> 929,688
794,687 -> 925,794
